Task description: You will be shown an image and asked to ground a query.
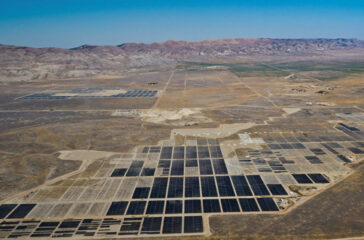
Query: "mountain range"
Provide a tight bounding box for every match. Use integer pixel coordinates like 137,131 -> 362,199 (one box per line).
1,38 -> 363,81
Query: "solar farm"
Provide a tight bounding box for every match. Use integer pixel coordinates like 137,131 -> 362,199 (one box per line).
0,61 -> 364,239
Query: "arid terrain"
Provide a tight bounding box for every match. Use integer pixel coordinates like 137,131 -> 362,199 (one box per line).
0,38 -> 363,239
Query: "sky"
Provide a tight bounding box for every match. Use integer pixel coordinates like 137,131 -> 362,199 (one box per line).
0,0 -> 363,48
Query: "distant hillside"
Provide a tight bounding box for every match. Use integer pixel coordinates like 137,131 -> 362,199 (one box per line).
0,38 -> 363,81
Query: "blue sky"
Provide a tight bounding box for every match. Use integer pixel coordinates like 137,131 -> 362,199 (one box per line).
0,0 -> 363,48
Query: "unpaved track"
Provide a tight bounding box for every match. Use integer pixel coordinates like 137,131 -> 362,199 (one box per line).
152,70 -> 175,109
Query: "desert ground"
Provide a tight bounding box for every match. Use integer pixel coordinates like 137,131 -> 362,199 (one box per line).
0,53 -> 363,239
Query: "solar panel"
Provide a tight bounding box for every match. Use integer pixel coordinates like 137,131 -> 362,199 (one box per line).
201,176 -> 218,197
238,198 -> 259,212
231,176 -> 253,196
199,160 -> 213,175
126,201 -> 146,215
165,200 -> 182,214
267,184 -> 287,195
184,216 -> 203,233
132,187 -> 150,199
167,177 -> 183,198
126,161 -> 144,176
186,160 -> 198,167
173,146 -> 185,159
186,146 -> 197,159
141,168 -> 155,176
203,199 -> 221,213
184,200 -> 202,213
146,201 -> 164,214
0,204 -> 17,219
292,174 -> 313,184
111,168 -> 127,177
150,178 -> 168,198
198,146 -> 210,158
212,159 -> 228,174
308,174 -> 329,183
220,199 -> 240,212
246,175 -> 270,196
185,177 -> 200,198
160,147 -> 172,159
162,217 -> 182,234
171,160 -> 184,175
257,198 -> 279,211
106,202 -> 128,216
7,204 -> 36,219
141,217 -> 162,233
216,176 -> 235,196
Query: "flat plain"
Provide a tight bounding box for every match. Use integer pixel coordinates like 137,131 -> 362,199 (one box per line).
0,41 -> 364,239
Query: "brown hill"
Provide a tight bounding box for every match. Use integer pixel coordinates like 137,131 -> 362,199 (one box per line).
0,38 -> 363,81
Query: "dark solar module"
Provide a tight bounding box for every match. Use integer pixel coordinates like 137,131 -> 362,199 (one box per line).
280,143 -> 293,149
339,123 -> 360,132
0,204 -> 17,219
212,159 -> 228,174
199,160 -> 213,175
185,177 -> 200,198
165,200 -> 182,214
291,143 -> 305,149
220,199 -> 240,212
197,139 -> 207,145
126,161 -> 144,176
142,147 -> 149,153
231,176 -> 253,196
141,168 -> 155,176
275,137 -> 287,143
173,146 -> 185,159
59,220 -> 80,228
106,201 -> 128,215
305,156 -> 323,164
337,154 -> 351,163
186,146 -> 197,159
141,217 -> 162,232
297,137 -> 310,142
246,175 -> 270,196
292,174 -> 313,184
216,176 -> 235,196
184,216 -> 203,233
321,143 -> 339,154
162,217 -> 182,234
210,145 -> 223,158
348,147 -> 364,154
257,198 -> 279,211
310,148 -> 326,155
268,144 -> 282,149
184,200 -> 202,213
285,137 -> 298,142
308,173 -> 330,183
120,221 -> 141,232
353,142 -> 364,147
132,187 -> 150,199
160,147 -> 173,159
31,233 -> 52,237
7,204 -> 35,219
264,137 -> 274,143
201,176 -> 218,197
150,178 -> 168,198
40,222 -> 59,227
158,160 -> 171,168
186,160 -> 198,167
198,146 -> 210,159
149,146 -> 161,153
267,184 -> 288,195
239,198 -> 259,212
126,201 -> 147,215
146,201 -> 164,214
203,199 -> 221,213
171,160 -> 184,175
167,177 -> 183,198
110,168 -> 127,177
327,142 -> 343,148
